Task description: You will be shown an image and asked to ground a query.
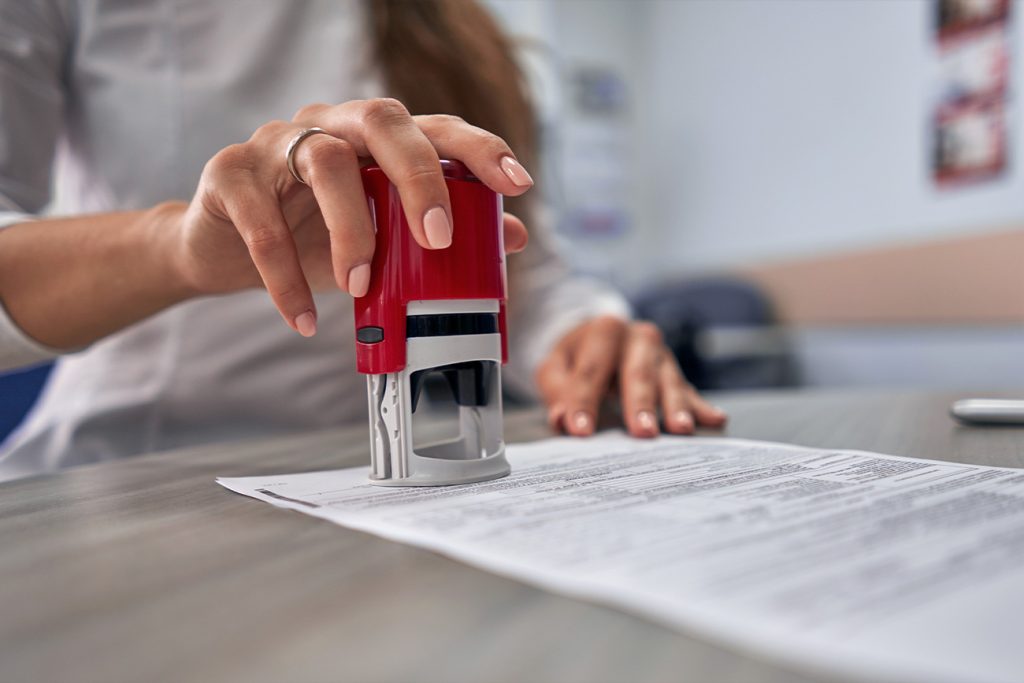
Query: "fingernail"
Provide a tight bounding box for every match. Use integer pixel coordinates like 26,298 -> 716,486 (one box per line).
674,411 -> 695,431
710,405 -> 727,419
423,206 -> 452,249
295,310 -> 317,337
500,156 -> 534,187
572,411 -> 593,435
637,410 -> 657,434
347,263 -> 371,298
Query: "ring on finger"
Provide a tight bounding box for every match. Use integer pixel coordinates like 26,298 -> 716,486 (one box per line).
285,126 -> 330,185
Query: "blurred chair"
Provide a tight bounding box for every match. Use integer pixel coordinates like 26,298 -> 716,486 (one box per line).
0,363 -> 52,444
632,277 -> 798,391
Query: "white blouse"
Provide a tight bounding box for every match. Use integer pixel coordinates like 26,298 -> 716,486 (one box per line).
0,0 -> 628,481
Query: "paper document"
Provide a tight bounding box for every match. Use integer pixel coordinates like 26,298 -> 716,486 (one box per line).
219,434 -> 1024,683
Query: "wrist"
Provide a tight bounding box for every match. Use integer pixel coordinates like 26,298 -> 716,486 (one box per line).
142,200 -> 199,302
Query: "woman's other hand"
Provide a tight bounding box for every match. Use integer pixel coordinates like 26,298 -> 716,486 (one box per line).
173,98 -> 533,337
535,317 -> 728,438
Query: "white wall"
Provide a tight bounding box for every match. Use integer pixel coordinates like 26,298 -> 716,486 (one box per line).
641,0 -> 1024,274
488,0 -> 652,287
491,0 -> 1024,283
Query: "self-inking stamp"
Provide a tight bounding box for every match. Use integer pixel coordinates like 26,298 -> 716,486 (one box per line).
354,160 -> 511,486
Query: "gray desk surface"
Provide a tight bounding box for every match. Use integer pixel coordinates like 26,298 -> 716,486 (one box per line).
1,389 -> 1022,683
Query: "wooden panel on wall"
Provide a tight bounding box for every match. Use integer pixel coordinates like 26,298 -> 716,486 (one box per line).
741,228 -> 1024,324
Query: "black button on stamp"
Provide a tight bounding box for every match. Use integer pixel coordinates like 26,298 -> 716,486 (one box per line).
357,326 -> 385,344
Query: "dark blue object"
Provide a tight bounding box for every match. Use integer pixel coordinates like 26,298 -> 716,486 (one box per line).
0,363 -> 52,443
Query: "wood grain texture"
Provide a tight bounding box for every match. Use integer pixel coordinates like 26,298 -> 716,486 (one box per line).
1,390 -> 1021,683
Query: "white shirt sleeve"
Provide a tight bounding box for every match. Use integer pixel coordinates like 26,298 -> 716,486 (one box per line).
0,1 -> 69,371
502,202 -> 632,399
0,296 -> 63,371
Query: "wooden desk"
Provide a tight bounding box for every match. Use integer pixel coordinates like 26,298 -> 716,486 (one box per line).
1,390 -> 1021,683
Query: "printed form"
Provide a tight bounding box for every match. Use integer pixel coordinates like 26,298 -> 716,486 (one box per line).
218,435 -> 1024,683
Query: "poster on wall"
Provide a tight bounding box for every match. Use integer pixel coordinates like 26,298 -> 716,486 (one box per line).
936,0 -> 1010,38
932,0 -> 1013,187
561,66 -> 631,239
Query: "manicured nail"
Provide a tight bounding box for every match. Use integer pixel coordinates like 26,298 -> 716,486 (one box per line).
709,405 -> 727,419
423,206 -> 452,249
572,411 -> 593,435
674,411 -> 695,431
637,410 -> 657,434
347,263 -> 371,298
295,310 -> 317,337
500,156 -> 534,187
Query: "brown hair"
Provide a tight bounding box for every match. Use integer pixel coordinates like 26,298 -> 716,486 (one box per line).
367,0 -> 538,221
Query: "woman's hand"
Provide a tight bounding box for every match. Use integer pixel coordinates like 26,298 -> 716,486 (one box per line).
173,98 -> 533,336
536,317 -> 728,438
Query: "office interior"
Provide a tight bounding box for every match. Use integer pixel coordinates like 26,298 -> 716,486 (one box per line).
1,0 -> 1022,435
497,0 -> 1023,390
2,2 -> 1023,683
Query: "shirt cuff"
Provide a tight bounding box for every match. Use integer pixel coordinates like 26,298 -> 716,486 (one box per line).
0,299 -> 61,372
504,277 -> 632,400
0,209 -> 35,229
0,211 -> 62,371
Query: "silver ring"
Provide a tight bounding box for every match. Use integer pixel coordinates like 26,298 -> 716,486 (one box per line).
285,127 -> 330,185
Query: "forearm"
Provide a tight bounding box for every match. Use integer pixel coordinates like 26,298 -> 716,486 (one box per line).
0,201 -> 194,350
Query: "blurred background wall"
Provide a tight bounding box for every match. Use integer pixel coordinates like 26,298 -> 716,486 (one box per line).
489,0 -> 1024,391
641,0 -> 1024,270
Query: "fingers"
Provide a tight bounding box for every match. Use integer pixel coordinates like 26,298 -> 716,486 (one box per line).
415,114 -> 534,197
294,99 -> 453,250
535,339 -> 573,433
657,358 -> 696,435
289,133 -> 376,296
242,121 -> 378,304
686,386 -> 729,428
502,213 -> 528,254
205,105 -> 513,338
619,322 -> 664,438
657,355 -> 728,433
291,101 -> 536,258
536,315 -> 729,439
616,320 -> 728,435
294,102 -> 536,249
223,187 -> 316,336
560,317 -> 627,436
